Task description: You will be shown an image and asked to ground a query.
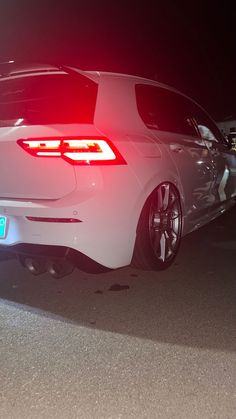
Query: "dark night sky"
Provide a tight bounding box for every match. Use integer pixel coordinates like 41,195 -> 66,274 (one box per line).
0,0 -> 235,120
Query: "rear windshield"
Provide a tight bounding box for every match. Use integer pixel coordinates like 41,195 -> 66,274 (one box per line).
0,72 -> 98,127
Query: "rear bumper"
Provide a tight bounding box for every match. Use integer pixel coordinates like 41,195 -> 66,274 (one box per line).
0,243 -> 111,273
0,211 -> 137,269
0,165 -> 143,268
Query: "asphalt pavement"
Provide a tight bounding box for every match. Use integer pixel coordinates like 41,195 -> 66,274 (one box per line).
0,206 -> 236,419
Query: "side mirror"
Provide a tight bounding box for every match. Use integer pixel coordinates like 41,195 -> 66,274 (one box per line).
227,133 -> 236,151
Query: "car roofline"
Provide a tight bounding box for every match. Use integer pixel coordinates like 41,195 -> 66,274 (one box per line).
0,61 -> 196,104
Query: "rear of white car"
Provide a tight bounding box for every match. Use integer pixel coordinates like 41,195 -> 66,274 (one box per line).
0,64 -> 161,272
1,63 -> 235,276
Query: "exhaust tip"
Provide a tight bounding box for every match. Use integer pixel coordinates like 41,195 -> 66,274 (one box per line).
47,258 -> 74,279
23,257 -> 47,276
18,253 -> 75,278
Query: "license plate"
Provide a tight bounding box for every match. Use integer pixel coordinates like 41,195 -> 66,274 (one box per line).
0,216 -> 7,239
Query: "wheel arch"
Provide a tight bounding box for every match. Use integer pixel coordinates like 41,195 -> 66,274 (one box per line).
135,178 -> 184,234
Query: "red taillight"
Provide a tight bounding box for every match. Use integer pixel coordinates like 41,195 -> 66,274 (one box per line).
17,137 -> 126,165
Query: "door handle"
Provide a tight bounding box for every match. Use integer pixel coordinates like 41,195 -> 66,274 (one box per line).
169,144 -> 183,153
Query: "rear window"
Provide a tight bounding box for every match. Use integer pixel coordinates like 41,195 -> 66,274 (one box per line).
0,73 -> 98,127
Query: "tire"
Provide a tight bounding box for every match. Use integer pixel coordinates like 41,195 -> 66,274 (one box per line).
132,182 -> 182,270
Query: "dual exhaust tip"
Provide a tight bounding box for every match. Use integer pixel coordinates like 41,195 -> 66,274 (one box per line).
19,255 -> 74,279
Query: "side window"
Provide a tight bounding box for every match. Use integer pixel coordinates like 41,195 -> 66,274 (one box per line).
192,103 -> 225,144
135,84 -> 198,137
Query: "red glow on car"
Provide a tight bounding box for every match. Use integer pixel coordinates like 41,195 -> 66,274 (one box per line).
17,137 -> 126,165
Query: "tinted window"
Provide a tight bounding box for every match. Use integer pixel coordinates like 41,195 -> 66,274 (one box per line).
135,84 -> 197,136
0,73 -> 98,127
191,102 -> 225,144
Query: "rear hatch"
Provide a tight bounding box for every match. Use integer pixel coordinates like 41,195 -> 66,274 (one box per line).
0,66 -> 98,199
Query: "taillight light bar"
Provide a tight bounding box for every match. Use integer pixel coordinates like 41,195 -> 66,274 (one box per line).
17,137 -> 126,165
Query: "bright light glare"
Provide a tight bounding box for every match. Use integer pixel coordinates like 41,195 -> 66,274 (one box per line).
23,140 -> 61,149
14,118 -> 24,126
37,152 -> 61,156
64,140 -> 95,149
64,140 -> 116,161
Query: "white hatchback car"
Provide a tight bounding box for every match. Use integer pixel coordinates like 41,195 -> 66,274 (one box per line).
0,63 -> 236,277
